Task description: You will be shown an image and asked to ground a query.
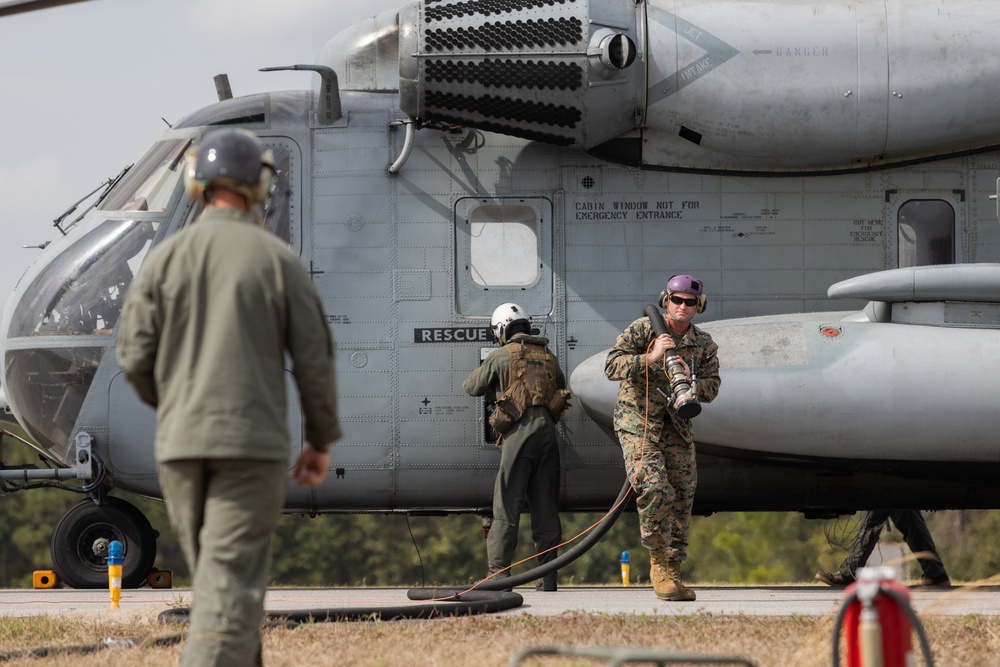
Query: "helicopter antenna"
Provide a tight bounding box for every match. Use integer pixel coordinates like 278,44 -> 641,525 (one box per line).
214,73 -> 233,102
259,64 -> 340,125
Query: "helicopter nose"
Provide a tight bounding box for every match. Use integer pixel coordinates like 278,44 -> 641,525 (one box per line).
1,218 -> 158,463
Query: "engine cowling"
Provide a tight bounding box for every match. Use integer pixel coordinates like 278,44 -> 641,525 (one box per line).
397,0 -> 642,149
319,0 -> 1000,172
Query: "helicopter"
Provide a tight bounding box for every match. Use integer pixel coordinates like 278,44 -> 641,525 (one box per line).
3,0 -> 1000,589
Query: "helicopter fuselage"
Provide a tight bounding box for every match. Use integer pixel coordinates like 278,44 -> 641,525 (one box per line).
4,0 -> 1000,525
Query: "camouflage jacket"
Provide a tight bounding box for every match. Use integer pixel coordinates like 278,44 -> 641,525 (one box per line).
604,315 -> 720,443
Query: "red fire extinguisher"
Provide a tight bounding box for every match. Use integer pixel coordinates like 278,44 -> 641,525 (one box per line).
841,567 -> 913,667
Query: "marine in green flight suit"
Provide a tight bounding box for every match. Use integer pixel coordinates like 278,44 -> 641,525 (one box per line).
463,303 -> 568,591
117,129 -> 340,666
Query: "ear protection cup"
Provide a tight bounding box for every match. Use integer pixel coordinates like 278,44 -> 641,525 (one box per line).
249,150 -> 277,204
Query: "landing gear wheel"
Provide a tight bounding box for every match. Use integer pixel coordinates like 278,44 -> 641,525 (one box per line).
51,497 -> 157,589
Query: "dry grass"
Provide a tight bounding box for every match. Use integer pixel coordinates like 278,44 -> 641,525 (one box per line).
0,610 -> 998,666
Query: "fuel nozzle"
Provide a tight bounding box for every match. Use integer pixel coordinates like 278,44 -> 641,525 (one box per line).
644,304 -> 701,419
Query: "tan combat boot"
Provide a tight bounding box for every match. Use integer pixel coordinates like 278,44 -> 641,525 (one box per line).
650,552 -> 696,601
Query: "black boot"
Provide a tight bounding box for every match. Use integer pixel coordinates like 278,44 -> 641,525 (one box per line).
535,572 -> 557,592
815,571 -> 855,587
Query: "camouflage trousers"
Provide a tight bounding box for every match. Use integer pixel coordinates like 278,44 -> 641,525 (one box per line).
617,430 -> 697,561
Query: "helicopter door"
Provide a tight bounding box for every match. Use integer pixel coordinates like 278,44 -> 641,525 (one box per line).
455,197 -> 553,450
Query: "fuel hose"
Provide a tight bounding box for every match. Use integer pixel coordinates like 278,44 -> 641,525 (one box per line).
159,479 -> 634,624
409,479 -> 633,599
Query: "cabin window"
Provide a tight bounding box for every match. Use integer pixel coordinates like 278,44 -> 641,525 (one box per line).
454,197 -> 552,318
468,204 -> 540,286
7,218 -> 158,337
898,199 -> 954,267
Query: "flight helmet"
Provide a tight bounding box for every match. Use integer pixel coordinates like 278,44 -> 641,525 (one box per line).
491,303 -> 530,344
184,128 -> 276,204
660,274 -> 707,313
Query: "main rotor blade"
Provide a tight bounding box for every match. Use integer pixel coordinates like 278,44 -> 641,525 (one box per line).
0,0 -> 91,18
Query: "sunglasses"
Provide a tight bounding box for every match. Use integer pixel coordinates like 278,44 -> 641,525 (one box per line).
669,295 -> 699,307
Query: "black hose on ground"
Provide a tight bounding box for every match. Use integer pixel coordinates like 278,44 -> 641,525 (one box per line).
160,479 -> 634,624
158,588 -> 525,625
409,479 -> 634,600
0,634 -> 185,662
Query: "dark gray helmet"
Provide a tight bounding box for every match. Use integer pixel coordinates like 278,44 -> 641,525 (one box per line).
184,129 -> 275,204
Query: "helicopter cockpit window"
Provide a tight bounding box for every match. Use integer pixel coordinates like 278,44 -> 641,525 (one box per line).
898,199 -> 955,268
8,218 -> 158,337
261,143 -> 291,243
99,139 -> 190,212
177,143 -> 291,244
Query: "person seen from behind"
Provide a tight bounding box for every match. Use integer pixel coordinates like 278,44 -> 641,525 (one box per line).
117,128 -> 340,666
463,303 -> 571,592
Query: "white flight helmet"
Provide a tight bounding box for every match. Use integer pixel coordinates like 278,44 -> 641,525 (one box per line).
491,303 -> 530,344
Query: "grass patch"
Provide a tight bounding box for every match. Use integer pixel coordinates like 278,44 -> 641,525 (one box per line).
0,611 -> 998,666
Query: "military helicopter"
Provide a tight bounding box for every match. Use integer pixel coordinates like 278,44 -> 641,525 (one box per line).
3,0 -> 1000,589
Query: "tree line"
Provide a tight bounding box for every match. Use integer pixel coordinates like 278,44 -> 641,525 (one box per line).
3,433 -> 999,588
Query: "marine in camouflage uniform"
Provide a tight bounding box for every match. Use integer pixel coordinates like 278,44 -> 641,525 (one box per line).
605,276 -> 720,601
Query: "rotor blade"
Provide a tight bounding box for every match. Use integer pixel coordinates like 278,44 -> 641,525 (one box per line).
0,0 -> 91,18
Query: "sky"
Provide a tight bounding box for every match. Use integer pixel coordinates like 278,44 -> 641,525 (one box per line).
0,0 -> 404,306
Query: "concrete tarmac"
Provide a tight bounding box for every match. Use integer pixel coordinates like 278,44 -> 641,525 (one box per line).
1,584 -> 997,619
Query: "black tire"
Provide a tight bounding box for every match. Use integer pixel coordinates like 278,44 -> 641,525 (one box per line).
51,497 -> 157,589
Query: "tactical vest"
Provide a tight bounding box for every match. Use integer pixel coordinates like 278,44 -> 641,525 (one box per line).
488,340 -> 571,439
